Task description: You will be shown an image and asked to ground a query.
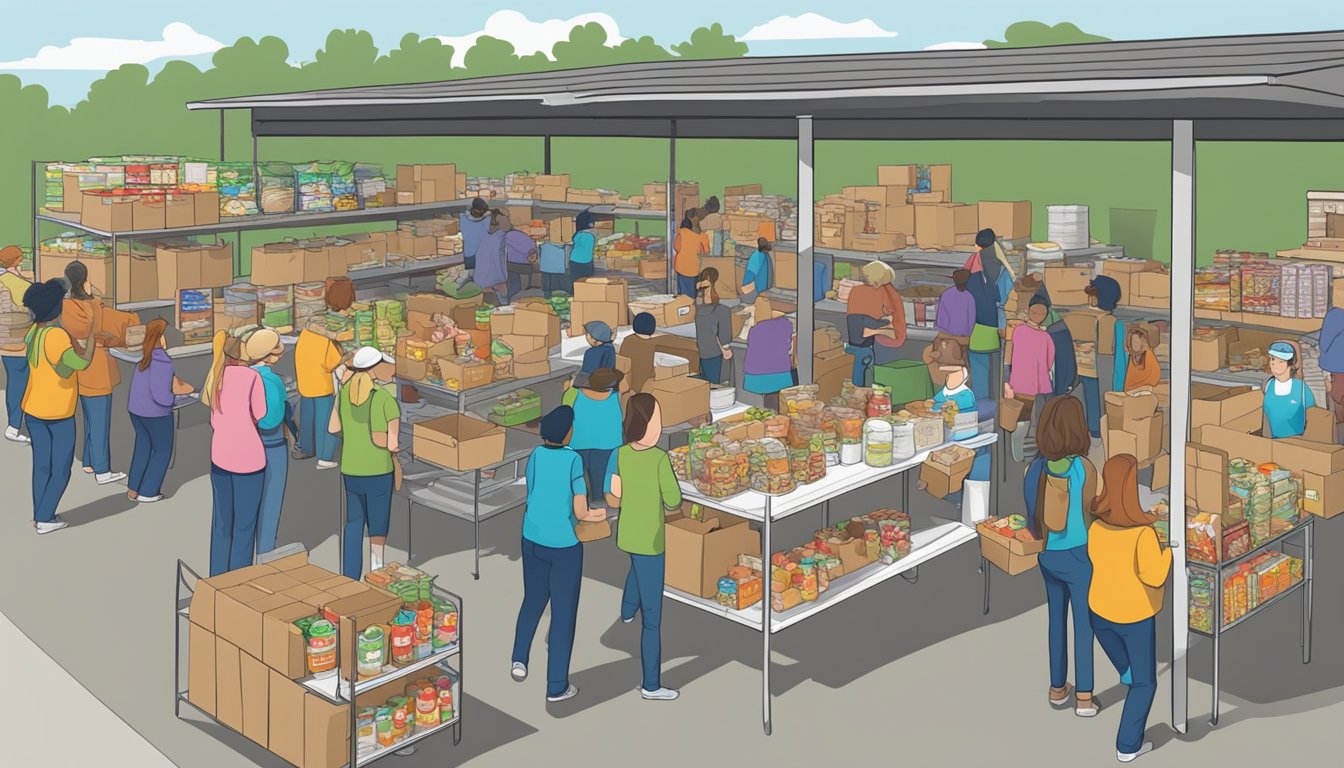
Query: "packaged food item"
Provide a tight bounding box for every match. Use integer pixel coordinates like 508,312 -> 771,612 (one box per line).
306,619 -> 338,678
376,706 -> 396,747
356,708 -> 377,756
432,599 -> 459,648
389,611 -> 417,666
867,385 -> 892,417
670,445 -> 690,480
716,576 -> 738,608
437,676 -> 455,721
910,415 -> 944,451
389,697 -> 410,740
1188,568 -> 1213,633
416,686 -> 440,728
798,558 -> 819,602
357,625 -> 387,678
871,510 -> 912,563
863,418 -> 894,467
807,435 -> 827,482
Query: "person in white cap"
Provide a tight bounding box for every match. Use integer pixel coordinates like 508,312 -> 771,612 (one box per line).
1262,340 -> 1315,439
329,346 -> 400,579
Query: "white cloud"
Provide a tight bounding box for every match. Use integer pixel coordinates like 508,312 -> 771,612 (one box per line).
924,41 -> 989,51
436,10 -> 626,67
0,22 -> 222,71
741,14 -> 897,42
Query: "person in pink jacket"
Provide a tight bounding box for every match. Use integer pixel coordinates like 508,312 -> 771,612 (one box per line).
1005,301 -> 1055,462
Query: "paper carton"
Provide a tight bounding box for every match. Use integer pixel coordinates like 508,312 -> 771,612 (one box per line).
413,413 -> 507,470
268,671 -> 306,767
914,203 -> 976,249
264,602 -> 319,679
215,639 -> 243,732
771,251 -> 798,290
321,587 -> 403,683
1198,424 -> 1276,465
115,245 -> 161,304
1104,390 -> 1158,424
1301,470 -> 1344,518
1273,438 -> 1344,477
652,353 -> 692,380
435,357 -> 494,391
1190,384 -> 1262,432
977,521 -> 1044,575
1191,332 -> 1229,372
977,201 -> 1032,240
877,165 -> 918,188
188,622 -> 217,717
629,295 -> 695,328
645,374 -> 711,427
573,277 -> 629,321
215,584 -> 294,662
920,452 -> 975,498
81,193 -> 134,232
157,243 -> 233,293
304,691 -> 349,768
1304,407 -> 1335,443
569,300 -> 622,336
241,651 -> 270,748
189,564 -> 277,633
1044,265 -> 1093,296
665,506 -> 762,597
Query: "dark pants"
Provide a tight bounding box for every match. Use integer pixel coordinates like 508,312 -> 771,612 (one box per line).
571,261 -> 594,281
80,394 -> 113,474
1081,376 -> 1102,438
621,552 -> 666,692
342,472 -> 394,580
128,413 -> 173,498
576,447 -> 614,504
1092,613 -> 1158,755
257,429 -> 289,556
697,356 -> 723,385
1332,373 -> 1344,426
29,415 -> 75,523
209,464 -> 264,576
507,262 -> 532,302
845,344 -> 874,387
541,272 -> 568,296
969,349 -> 995,406
298,395 -> 337,461
464,254 -> 476,271
3,354 -> 28,431
513,538 -> 584,698
675,274 -> 698,298
1039,547 -> 1095,692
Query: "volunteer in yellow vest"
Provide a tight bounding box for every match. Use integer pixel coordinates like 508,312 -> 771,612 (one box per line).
22,279 -> 96,534
0,245 -> 33,443
62,261 -> 139,484
293,278 -> 354,468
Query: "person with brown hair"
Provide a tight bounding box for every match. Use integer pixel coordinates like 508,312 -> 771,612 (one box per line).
605,393 -> 682,701
1022,396 -> 1100,717
1088,454 -> 1173,763
293,279 -> 353,467
738,236 -> 774,304
1122,327 -> 1161,392
562,367 -> 625,506
844,260 -> 907,386
126,319 -> 178,503
693,267 -> 733,384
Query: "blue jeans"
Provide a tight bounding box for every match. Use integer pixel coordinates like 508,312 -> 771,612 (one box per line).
696,356 -> 723,385
621,552 -> 666,692
513,538 -> 584,698
676,274 -> 698,298
541,272 -> 568,296
128,414 -> 173,498
571,261 -> 594,282
257,428 -> 289,556
209,464 -> 264,576
576,447 -> 614,504
507,263 -> 531,303
29,415 -> 75,523
1039,547 -> 1095,692
845,344 -> 873,386
1092,613 -> 1158,755
3,354 -> 28,431
342,473 -> 394,580
79,394 -> 113,474
298,395 -> 337,461
969,350 -> 993,406
1081,376 -> 1102,437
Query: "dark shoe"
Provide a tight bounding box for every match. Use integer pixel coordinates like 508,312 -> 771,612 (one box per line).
291,447 -> 315,460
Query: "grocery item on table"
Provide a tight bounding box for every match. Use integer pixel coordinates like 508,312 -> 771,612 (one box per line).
798,558 -> 819,602
909,414 -> 944,451
891,419 -> 916,461
357,708 -> 378,756
376,706 -> 395,747
305,619 -> 338,678
437,676 -> 455,721
416,685 -> 440,728
863,418 -> 894,467
432,599 -> 459,648
867,384 -> 893,417
871,509 -> 912,563
490,388 -> 541,427
357,626 -> 387,677
389,610 -> 417,666
670,445 -> 690,480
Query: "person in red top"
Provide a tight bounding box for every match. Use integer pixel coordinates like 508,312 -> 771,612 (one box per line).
844,260 -> 906,385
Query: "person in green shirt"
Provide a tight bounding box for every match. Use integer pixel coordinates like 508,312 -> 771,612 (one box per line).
605,393 -> 682,701
329,346 -> 400,580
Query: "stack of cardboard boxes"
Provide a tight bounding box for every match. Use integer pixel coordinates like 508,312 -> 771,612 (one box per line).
628,295 -> 695,329
1102,389 -> 1167,466
1101,258 -> 1170,310
814,164 -> 983,252
389,218 -> 461,261
570,277 -> 630,336
636,181 -> 700,221
495,299 -> 561,380
397,292 -> 483,384
394,164 -> 465,206
251,242 -> 350,287
187,551 -> 410,768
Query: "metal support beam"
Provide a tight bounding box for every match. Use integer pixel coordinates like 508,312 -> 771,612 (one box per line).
543,135 -> 552,175
666,120 -> 678,294
1170,118 -> 1194,736
796,116 -> 815,383
219,110 -> 226,161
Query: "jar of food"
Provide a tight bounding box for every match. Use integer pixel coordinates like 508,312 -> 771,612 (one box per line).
717,576 -> 738,608
867,386 -> 892,417
437,676 -> 455,722
474,306 -> 493,330
306,620 -> 338,678
798,558 -> 819,602
416,686 -> 440,728
375,707 -> 396,747
863,419 -> 894,467
433,600 -> 459,648
389,619 -> 416,666
892,421 -> 916,460
357,626 -> 386,678
389,697 -> 410,739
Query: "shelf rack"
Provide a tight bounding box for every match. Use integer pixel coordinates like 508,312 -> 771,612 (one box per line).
173,559 -> 466,767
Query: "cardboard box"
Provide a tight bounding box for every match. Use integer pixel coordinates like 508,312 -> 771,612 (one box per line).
978,521 -> 1044,575
189,564 -> 277,632
1273,438 -> 1344,477
513,359 -> 551,379
1111,411 -> 1164,463
665,506 -> 762,597
928,164 -> 952,193
215,639 -> 243,733
1191,332 -> 1229,372
977,201 -> 1032,240
157,243 -> 233,293
39,251 -> 111,297
653,353 -> 692,380
569,300 -> 622,336
436,356 -> 494,391
842,185 -> 907,208
645,374 -> 711,426
573,277 -> 629,322
1190,384 -> 1262,432
241,651 -> 270,748
1104,390 -> 1159,424
1304,407 -> 1335,444
1152,450 -> 1170,490
163,196 -> 195,229
250,244 -> 345,287
1186,443 -> 1230,514
629,295 -> 695,328
814,347 -> 850,401
130,195 -> 167,231
848,231 -> 906,253
115,245 -> 160,304
263,602 -> 318,679
1198,424 -> 1276,465
1044,265 -> 1093,296
268,671 -> 306,767
304,691 -> 349,768
771,251 -> 798,291
914,204 -> 976,249
321,588 -> 402,683
190,191 -> 221,226
413,413 -> 506,470
920,451 -> 976,498
216,584 -> 293,662
910,191 -> 949,204
250,572 -> 302,596
1301,470 -> 1344,518
405,291 -> 482,317
81,193 -> 134,232
188,622 -> 217,717
877,164 -> 917,188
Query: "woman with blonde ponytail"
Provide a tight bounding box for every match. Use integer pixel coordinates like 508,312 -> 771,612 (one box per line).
329,346 -> 400,579
206,327 -> 274,576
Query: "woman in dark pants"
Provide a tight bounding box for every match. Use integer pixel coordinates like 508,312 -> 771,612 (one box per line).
511,405 -> 607,702
127,319 -> 180,503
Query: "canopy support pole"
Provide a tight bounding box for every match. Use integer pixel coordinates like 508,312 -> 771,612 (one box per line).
797,116 -> 815,383
666,120 -> 678,294
1170,118 -> 1194,736
543,135 -> 552,175
219,110 -> 226,161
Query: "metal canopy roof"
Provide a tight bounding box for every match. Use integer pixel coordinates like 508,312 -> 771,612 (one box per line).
190,31 -> 1344,141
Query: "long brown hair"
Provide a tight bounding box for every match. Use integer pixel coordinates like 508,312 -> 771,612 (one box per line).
1092,454 -> 1155,528
138,318 -> 168,372
623,392 -> 658,445
325,277 -> 356,313
1036,396 -> 1090,461
697,267 -> 719,303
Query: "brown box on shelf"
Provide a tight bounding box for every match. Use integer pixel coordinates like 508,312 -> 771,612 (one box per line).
1273,438 -> 1344,477
1301,470 -> 1344,518
320,587 -> 403,683
188,564 -> 278,632
60,173 -> 86,213
215,638 -> 244,733
405,292 -> 482,317
629,295 -> 695,328
814,347 -> 850,401
914,203 -> 976,249
435,357 -> 494,391
130,195 -> 167,231
645,374 -> 710,426
396,164 -> 457,203
163,196 -> 195,228
215,583 -> 293,662
240,651 -> 270,748
115,245 -> 160,304
1190,384 -> 1262,434
1191,331 -> 1230,372
977,201 -> 1032,240
569,300 -> 622,336
573,276 -> 629,321
549,216 -> 576,244
188,622 -> 217,717
263,602 -> 319,679
665,505 -> 762,598
80,193 -> 134,232
928,164 -> 952,192
849,231 -> 906,253
41,251 -> 112,296
268,671 -> 305,767
843,185 -> 906,208
188,191 -> 221,226
1198,424 -> 1276,465
920,451 -> 976,499
1044,265 -> 1094,296
1187,443 -> 1231,514
413,413 -> 507,470
910,191 -> 948,204
157,243 -> 233,294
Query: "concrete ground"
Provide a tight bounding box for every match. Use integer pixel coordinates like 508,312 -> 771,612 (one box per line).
2,360 -> 1342,768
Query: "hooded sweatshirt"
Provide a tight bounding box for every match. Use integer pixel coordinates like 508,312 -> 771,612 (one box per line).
129,347 -> 176,418
61,298 -> 139,397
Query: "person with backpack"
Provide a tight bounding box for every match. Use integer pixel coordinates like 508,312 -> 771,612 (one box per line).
1023,396 -> 1099,719
738,237 -> 773,304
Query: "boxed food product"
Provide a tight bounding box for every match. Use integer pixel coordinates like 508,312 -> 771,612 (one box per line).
435,357 -> 494,392
645,374 -> 710,427
978,516 -> 1043,575
628,294 -> 695,328
666,505 -> 761,598
573,276 -> 629,322
921,444 -> 976,498
977,201 -> 1032,240
412,414 -> 506,470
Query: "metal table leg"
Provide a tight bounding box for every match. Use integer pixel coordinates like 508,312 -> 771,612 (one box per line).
823,499 -> 830,528
762,496 -> 772,736
1303,521 -> 1313,664
983,558 -> 990,615
901,470 -> 909,512
407,497 -> 414,565
1211,564 -> 1222,727
473,468 -> 481,581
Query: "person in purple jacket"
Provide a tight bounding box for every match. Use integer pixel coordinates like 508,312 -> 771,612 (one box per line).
936,269 -> 977,340
474,210 -> 510,307
127,319 -> 179,503
743,296 -> 796,412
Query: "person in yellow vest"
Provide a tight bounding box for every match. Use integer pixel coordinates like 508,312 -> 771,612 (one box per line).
0,245 -> 33,443
293,278 -> 354,468
21,279 -> 96,534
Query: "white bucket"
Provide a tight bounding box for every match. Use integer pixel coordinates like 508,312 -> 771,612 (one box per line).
709,386 -> 736,411
1047,205 -> 1090,251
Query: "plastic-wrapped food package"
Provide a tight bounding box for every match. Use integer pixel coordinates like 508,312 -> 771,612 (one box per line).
259,285 -> 294,329
867,384 -> 892,417
828,407 -> 865,446
258,162 -> 295,214
1188,568 -> 1214,633
790,448 -> 810,484
763,415 -> 791,439
780,384 -> 821,417
910,415 -> 944,451
870,509 -> 912,563
863,419 -> 893,468
807,435 -> 827,481
670,446 -> 690,481
833,382 -> 873,412
178,289 -> 213,346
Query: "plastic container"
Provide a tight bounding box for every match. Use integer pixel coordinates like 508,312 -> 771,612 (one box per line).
949,410 -> 979,441
892,421 -> 916,461
798,558 -> 819,602
356,626 -> 386,677
840,442 -> 863,466
863,419 -> 894,467
437,676 -> 455,721
867,386 -> 892,418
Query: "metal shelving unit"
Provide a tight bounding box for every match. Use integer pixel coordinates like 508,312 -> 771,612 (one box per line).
173,559 -> 466,767
1187,517 -> 1313,726
675,431 -> 998,735
397,358 -> 577,416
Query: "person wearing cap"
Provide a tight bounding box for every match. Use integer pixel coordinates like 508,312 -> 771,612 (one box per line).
562,368 -> 624,507
1005,300 -> 1055,463
1262,340 -> 1315,439
694,267 -> 734,385
570,210 -> 598,283
459,198 -> 492,272
0,245 -> 32,443
965,229 -> 1016,406
580,320 -> 616,375
249,327 -> 292,557
618,312 -> 659,393
202,327 -> 275,574
474,210 -> 510,307
21,279 -> 96,534
511,404 -> 607,702
329,346 -> 401,579
673,208 -> 709,299
744,296 -> 796,412
1122,327 -> 1161,393
738,237 -> 774,304
62,261 -> 138,485
1080,275 -> 1128,438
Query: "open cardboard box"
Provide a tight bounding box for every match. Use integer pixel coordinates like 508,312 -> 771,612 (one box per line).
413,413 -> 506,470
977,520 -> 1044,575
665,505 -> 761,598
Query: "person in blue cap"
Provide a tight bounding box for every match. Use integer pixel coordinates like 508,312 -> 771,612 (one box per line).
511,404 -> 606,703
1263,340 -> 1315,438
580,320 -> 616,374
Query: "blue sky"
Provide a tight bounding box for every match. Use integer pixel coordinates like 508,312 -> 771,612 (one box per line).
4,1 -> 1344,105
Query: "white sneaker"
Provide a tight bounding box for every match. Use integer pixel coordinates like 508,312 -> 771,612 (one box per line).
640,687 -> 679,701
136,495 -> 163,503
622,615 -> 635,624
95,471 -> 127,485
36,518 -> 69,535
316,460 -> 338,470
1118,742 -> 1154,763
4,427 -> 29,443
511,662 -> 527,682
546,685 -> 578,703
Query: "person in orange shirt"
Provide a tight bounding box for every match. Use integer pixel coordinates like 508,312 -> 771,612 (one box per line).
1122,327 -> 1161,392
293,278 -> 353,468
672,209 -> 708,298
21,279 -> 96,534
844,260 -> 907,386
62,261 -> 139,485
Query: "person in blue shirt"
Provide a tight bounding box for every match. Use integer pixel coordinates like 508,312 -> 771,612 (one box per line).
1263,341 -> 1315,438
562,368 -> 625,506
511,405 -> 606,703
244,327 -> 290,557
539,240 -> 569,296
1318,307 -> 1344,436
580,320 -> 616,374
1080,276 -> 1127,439
738,237 -> 773,304
1022,396 -> 1100,718
932,351 -> 977,413
459,198 -> 491,272
570,210 -> 597,282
